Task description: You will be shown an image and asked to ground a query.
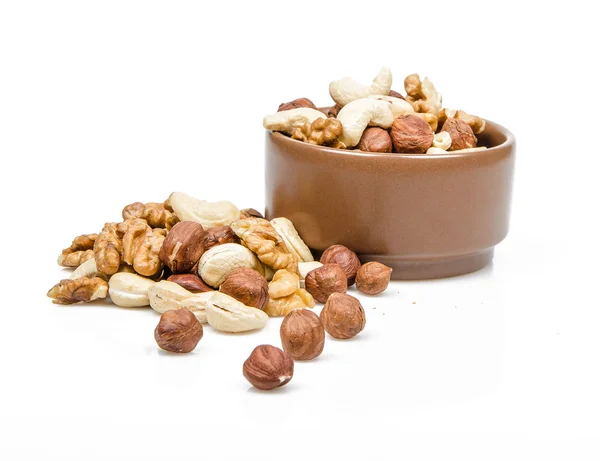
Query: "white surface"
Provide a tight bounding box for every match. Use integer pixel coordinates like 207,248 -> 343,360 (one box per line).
1,1 -> 599,460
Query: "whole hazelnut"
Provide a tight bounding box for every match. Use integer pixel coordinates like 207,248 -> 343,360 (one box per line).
278,98 -> 317,112
356,262 -> 393,295
304,264 -> 348,303
240,208 -> 265,219
220,267 -> 269,310
159,221 -> 206,273
441,118 -> 477,151
390,114 -> 434,153
327,104 -> 342,118
320,245 -> 361,286
388,89 -> 406,100
202,225 -> 240,251
280,309 -> 325,360
356,127 -> 393,153
154,308 -> 203,353
320,293 -> 366,339
243,345 -> 294,391
167,273 -> 213,293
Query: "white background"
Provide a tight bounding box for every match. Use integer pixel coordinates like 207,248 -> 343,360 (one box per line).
1,1 -> 599,459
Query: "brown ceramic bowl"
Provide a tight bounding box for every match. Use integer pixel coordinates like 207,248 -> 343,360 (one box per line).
265,120 -> 515,280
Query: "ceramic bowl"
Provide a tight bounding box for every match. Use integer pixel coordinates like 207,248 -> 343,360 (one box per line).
265,120 -> 515,280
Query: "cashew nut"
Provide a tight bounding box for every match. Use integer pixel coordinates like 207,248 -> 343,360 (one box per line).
427,146 -> 488,155
148,280 -> 212,322
168,192 -> 240,228
329,67 -> 393,107
270,217 -> 314,262
337,98 -> 395,147
108,272 -> 156,307
432,131 -> 452,150
368,95 -> 414,118
263,108 -> 326,136
70,258 -> 107,281
205,292 -> 268,333
197,243 -> 265,288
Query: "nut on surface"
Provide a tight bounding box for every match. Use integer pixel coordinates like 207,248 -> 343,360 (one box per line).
243,345 -> 294,391
320,245 -> 361,286
108,272 -> 156,307
206,292 -> 268,333
47,277 -> 108,305
202,225 -> 240,250
197,243 -> 265,288
304,263 -> 348,303
280,309 -> 325,360
356,262 -> 392,295
264,288 -> 314,317
390,114 -> 434,153
154,308 -> 203,353
320,293 -> 366,339
278,98 -> 317,112
240,208 -> 265,220
441,118 -> 478,151
268,269 -> 300,299
356,127 -> 393,153
220,268 -> 269,310
159,221 -> 206,273
270,217 -> 314,263
167,273 -> 213,293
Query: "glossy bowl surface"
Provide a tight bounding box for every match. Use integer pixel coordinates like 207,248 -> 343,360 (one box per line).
265,121 -> 515,279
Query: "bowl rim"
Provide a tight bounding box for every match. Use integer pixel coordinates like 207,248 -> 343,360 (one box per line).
268,119 -> 515,160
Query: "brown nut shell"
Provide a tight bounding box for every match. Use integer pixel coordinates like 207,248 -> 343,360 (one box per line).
441,118 -> 478,151
278,98 -> 317,112
219,267 -> 269,310
154,308 -> 203,353
280,309 -> 325,360
304,263 -> 348,303
320,245 -> 361,285
202,225 -> 240,250
390,114 -> 434,153
167,273 -> 213,293
243,345 -> 294,391
320,293 -> 366,339
159,221 -> 206,273
356,262 -> 392,295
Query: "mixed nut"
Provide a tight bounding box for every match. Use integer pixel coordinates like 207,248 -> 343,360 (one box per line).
263,67 -> 486,155
47,192 -> 392,390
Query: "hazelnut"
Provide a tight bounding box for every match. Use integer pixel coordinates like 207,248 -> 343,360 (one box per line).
167,273 -> 213,293
240,208 -> 265,219
304,263 -> 347,303
219,267 -> 269,310
356,262 -> 392,295
243,345 -> 294,391
327,104 -> 342,118
277,98 -> 317,112
320,245 -> 361,286
320,293 -> 366,339
154,308 -> 203,353
280,309 -> 325,360
390,114 -> 434,153
441,118 -> 477,151
356,127 -> 393,153
159,221 -> 206,274
388,89 -> 406,100
202,225 -> 240,251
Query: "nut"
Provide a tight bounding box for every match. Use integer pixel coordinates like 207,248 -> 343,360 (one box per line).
167,192 -> 241,228
404,74 -> 442,115
263,108 -> 327,136
47,277 -> 108,305
70,258 -> 107,281
439,109 -> 486,135
154,308 -> 203,353
264,288 -> 314,317
108,272 -> 156,307
327,104 -> 342,118
230,218 -> 298,274
277,98 -> 317,112
58,233 -> 97,267
390,114 -> 434,153
329,67 -> 392,107
270,217 -> 314,262
219,268 -> 269,310
413,112 -> 439,132
148,280 -> 211,322
388,89 -> 405,100
357,127 -> 393,153
320,245 -> 361,286
292,118 -> 344,148
202,225 -> 240,250
336,98 -> 395,148
268,269 -> 300,299
240,208 -> 264,220
120,219 -> 166,277
167,273 -> 213,293
205,292 -> 268,333
122,201 -> 178,229
243,345 -> 294,391
280,309 -> 325,360
159,221 -> 206,273
320,293 -> 366,339
441,118 -> 477,151
197,243 -> 265,288
356,262 -> 392,295
304,264 -> 348,303
94,222 -> 123,276
298,261 -> 323,288
367,94 -> 414,118
432,131 -> 452,150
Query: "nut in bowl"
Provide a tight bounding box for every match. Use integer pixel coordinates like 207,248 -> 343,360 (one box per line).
264,67 -> 515,279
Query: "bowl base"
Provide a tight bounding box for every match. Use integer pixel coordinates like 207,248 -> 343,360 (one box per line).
357,248 -> 494,280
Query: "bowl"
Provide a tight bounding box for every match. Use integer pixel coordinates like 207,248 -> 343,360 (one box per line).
264,120 -> 515,280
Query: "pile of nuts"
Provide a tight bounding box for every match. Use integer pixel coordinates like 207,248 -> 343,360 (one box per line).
263,67 -> 486,155
48,192 -> 392,390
